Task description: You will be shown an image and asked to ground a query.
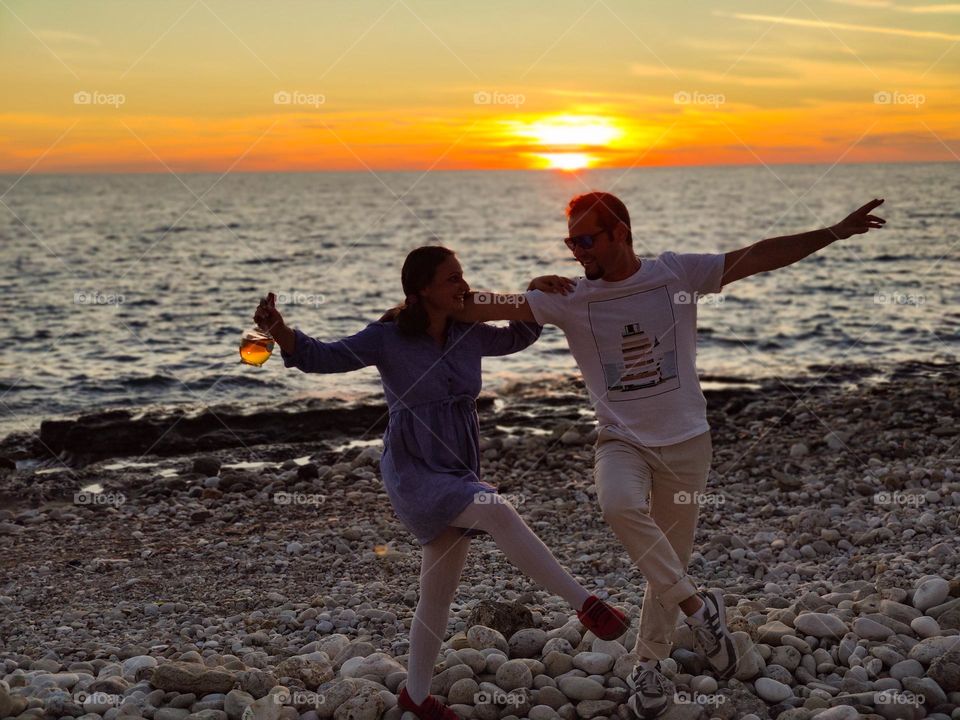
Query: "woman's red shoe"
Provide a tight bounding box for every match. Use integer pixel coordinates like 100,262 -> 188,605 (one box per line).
577,594 -> 630,641
397,686 -> 460,719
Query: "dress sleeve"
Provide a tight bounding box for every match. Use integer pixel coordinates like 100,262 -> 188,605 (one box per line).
470,320 -> 543,357
280,322 -> 384,373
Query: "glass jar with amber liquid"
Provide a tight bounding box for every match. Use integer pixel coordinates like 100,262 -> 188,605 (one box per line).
239,327 -> 274,366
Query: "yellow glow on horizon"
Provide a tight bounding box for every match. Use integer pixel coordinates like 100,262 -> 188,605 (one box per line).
534,152 -> 593,171
515,115 -> 624,147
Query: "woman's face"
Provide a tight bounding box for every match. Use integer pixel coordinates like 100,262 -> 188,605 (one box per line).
419,254 -> 470,315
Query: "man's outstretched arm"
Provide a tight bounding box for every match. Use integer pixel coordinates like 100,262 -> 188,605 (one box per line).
720,198 -> 886,287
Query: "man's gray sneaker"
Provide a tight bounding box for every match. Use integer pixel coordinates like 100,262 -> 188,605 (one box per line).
626,660 -> 673,719
687,588 -> 739,680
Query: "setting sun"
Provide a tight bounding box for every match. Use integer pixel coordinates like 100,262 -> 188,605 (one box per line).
504,115 -> 624,171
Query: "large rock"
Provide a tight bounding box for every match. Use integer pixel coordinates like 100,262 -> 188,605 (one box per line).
340,652 -> 403,683
927,649 -> 960,692
913,578 -> 950,612
908,636 -> 960,665
495,659 -> 533,691
572,652 -> 614,675
557,676 -> 605,701
732,631 -> 765,680
274,656 -> 333,688
467,600 -> 534,639
508,628 -> 548,658
466,625 -> 509,654
150,662 -> 236,695
754,677 -> 791,703
331,682 -> 384,720
793,612 -> 847,639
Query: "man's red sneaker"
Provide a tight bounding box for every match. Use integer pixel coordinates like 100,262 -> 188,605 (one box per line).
577,594 -> 630,641
397,686 -> 460,719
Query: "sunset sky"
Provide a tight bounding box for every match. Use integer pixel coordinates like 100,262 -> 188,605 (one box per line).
1,0 -> 958,173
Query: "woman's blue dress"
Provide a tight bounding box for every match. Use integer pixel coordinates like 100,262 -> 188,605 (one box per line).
280,319 -> 542,544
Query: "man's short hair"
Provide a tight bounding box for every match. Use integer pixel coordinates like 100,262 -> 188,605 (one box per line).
566,191 -> 632,246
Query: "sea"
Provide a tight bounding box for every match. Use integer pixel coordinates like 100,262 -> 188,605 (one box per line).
1,162 -> 956,440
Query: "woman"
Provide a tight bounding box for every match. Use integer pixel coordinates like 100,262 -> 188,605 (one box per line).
253,246 -> 628,719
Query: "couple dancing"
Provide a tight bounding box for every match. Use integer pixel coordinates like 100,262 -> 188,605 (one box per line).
253,191 -> 885,719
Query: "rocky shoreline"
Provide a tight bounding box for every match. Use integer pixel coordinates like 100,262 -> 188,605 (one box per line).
1,359 -> 958,720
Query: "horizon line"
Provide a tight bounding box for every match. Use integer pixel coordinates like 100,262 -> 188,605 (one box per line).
0,157 -> 947,178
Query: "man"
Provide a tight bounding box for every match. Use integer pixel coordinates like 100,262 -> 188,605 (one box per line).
455,191 -> 885,718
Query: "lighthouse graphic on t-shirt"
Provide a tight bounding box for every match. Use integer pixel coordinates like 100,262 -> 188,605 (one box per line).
588,286 -> 681,401
604,322 -> 677,391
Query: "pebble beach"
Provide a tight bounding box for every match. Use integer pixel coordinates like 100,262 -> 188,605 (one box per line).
1,360 -> 958,720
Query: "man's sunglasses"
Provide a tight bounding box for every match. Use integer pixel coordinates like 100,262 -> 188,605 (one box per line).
564,227 -> 610,251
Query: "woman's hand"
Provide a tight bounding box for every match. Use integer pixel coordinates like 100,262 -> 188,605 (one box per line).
252,292 -> 295,354
253,292 -> 286,334
527,275 -> 576,294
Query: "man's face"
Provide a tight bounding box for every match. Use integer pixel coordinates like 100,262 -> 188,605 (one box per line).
567,209 -> 616,280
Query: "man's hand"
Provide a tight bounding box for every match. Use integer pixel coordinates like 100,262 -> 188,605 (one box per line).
829,198 -> 886,240
722,198 -> 888,286
527,275 -> 576,294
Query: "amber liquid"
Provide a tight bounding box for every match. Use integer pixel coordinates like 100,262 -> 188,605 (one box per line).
239,337 -> 274,366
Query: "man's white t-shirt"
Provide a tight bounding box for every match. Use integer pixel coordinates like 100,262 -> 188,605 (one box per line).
525,251 -> 725,447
